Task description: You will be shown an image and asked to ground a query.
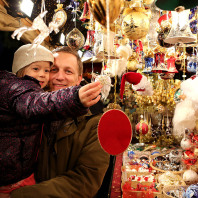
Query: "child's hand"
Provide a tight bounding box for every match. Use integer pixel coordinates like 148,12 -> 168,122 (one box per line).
78,81 -> 102,107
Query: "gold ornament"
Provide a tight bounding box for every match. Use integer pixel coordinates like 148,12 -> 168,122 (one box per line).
66,28 -> 85,50
88,0 -> 123,28
144,48 -> 154,58
127,52 -> 139,71
122,8 -> 150,40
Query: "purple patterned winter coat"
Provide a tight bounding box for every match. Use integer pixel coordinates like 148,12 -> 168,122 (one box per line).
0,71 -> 88,186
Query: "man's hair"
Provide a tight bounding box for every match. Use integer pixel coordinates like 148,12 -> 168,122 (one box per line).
52,47 -> 83,75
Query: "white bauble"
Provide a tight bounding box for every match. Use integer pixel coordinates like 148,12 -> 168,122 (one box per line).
181,138 -> 193,150
183,170 -> 198,185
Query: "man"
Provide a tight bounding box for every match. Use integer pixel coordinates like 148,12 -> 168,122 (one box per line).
11,47 -> 110,198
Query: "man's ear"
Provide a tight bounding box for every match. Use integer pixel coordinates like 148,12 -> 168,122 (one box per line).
76,75 -> 82,86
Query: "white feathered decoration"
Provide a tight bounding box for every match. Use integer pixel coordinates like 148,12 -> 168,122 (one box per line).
116,45 -> 132,60
173,77 -> 198,138
103,58 -> 127,77
95,75 -> 112,100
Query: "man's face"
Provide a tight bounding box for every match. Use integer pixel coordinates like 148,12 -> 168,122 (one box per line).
49,52 -> 82,91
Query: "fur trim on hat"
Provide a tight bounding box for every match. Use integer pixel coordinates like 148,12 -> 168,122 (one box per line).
132,75 -> 153,96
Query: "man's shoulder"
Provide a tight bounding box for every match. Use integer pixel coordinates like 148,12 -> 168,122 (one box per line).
85,111 -> 102,122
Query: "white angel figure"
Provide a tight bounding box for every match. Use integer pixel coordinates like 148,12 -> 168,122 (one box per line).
11,11 -> 59,46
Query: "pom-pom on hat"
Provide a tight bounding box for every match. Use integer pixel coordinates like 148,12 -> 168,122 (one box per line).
12,44 -> 54,74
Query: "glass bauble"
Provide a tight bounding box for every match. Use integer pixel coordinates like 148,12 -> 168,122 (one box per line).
66,28 -> 85,50
122,8 -> 149,40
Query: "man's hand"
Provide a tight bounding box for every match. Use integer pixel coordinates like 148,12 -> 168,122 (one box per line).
79,81 -> 102,107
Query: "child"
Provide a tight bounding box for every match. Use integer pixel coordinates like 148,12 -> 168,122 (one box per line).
0,44 -> 102,197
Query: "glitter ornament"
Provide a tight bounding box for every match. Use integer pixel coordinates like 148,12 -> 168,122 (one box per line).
136,119 -> 149,135
122,8 -> 150,40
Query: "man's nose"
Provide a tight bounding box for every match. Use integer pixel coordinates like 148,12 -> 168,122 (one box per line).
55,71 -> 65,80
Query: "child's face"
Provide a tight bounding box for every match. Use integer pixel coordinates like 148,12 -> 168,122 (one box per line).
24,61 -> 50,88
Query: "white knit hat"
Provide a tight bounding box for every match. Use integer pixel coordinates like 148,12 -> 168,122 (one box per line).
12,44 -> 54,74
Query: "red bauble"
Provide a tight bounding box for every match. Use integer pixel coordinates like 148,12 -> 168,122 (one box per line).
136,120 -> 148,135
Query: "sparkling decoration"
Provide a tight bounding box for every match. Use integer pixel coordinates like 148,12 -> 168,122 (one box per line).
66,28 -> 85,50
134,78 -> 177,112
122,8 -> 150,40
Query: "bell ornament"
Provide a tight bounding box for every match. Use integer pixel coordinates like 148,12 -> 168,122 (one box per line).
165,9 -> 196,44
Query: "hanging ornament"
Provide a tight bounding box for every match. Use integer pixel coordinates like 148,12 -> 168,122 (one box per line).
152,52 -> 168,73
88,0 -> 123,29
187,55 -> 197,73
122,8 -> 150,40
157,17 -> 174,48
52,3 -> 67,29
66,28 -> 85,50
127,52 -> 139,72
143,49 -> 154,74
160,55 -> 178,79
11,0 -> 60,46
79,1 -> 90,22
83,30 -> 95,50
165,8 -> 196,44
136,118 -> 149,135
95,75 -> 112,100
